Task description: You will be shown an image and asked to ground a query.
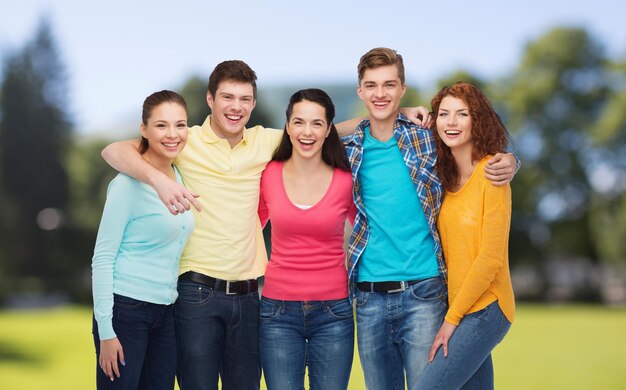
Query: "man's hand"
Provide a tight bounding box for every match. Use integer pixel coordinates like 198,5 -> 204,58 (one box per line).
153,174 -> 201,215
99,337 -> 125,382
427,321 -> 457,363
484,153 -> 518,186
400,106 -> 433,128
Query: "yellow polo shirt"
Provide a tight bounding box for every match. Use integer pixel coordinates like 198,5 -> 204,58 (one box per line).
175,115 -> 283,280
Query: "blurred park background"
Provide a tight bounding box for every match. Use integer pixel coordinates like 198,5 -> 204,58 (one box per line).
1,1 -> 626,388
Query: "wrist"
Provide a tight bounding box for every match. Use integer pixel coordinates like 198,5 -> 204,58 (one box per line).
146,169 -> 168,188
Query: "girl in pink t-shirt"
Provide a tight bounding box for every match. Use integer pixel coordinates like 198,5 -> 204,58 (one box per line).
258,89 -> 356,390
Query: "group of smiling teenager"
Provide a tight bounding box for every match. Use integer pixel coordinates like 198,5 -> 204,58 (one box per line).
91,47 -> 517,390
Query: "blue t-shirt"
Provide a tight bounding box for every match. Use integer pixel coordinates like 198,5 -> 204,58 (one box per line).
92,168 -> 194,340
357,127 -> 439,282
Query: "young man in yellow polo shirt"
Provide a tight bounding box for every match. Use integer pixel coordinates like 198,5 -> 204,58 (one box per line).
103,61 -> 276,390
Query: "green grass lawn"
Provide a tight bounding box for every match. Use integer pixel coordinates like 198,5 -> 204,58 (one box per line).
1,304 -> 625,389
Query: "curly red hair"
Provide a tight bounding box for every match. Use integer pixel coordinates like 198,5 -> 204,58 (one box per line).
431,82 -> 510,190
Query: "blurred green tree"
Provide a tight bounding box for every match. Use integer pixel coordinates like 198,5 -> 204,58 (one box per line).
180,75 -> 211,127
435,70 -> 487,91
62,139 -> 118,302
400,85 -> 426,108
501,27 -> 611,298
0,17 -> 73,299
587,55 -> 626,265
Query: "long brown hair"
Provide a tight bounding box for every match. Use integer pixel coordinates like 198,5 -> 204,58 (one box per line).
273,88 -> 350,171
140,90 -> 188,154
431,82 -> 510,189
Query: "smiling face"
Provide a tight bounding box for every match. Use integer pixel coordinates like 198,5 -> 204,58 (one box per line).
140,102 -> 188,163
286,100 -> 331,161
436,95 -> 473,153
357,65 -> 406,131
206,79 -> 256,146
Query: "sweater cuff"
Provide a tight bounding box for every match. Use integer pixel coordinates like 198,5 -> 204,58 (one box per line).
98,321 -> 117,341
444,310 -> 463,326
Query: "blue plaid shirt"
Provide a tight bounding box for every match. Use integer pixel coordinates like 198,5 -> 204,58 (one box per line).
343,113 -> 447,300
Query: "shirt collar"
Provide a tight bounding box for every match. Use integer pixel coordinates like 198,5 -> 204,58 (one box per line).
198,115 -> 248,145
344,112 -> 412,145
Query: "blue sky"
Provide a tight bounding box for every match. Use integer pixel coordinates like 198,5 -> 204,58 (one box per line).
1,0 -> 625,135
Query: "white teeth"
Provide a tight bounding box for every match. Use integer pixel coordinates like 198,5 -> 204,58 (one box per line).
299,140 -> 314,145
226,115 -> 241,120
163,143 -> 178,147
445,130 -> 461,135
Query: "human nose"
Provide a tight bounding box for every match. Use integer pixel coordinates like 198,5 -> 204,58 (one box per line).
302,123 -> 313,136
374,85 -> 385,98
166,125 -> 177,138
231,98 -> 242,111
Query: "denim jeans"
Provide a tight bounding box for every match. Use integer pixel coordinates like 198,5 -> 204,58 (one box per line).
355,276 -> 447,390
416,300 -> 511,390
92,294 -> 176,390
259,297 -> 354,390
175,280 -> 261,390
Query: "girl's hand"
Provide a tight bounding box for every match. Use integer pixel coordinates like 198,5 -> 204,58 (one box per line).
99,337 -> 125,381
428,321 -> 458,362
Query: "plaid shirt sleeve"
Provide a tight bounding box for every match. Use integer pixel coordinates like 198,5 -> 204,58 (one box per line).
342,127 -> 368,300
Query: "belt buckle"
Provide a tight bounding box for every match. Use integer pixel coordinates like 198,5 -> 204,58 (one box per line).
225,281 -> 237,295
387,281 -> 407,293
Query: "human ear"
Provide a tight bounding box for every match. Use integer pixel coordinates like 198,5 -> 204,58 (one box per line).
206,92 -> 214,110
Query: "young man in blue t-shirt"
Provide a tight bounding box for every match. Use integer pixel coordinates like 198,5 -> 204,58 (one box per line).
343,47 -> 518,390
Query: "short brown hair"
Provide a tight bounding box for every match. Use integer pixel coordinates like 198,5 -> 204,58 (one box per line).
207,60 -> 257,99
357,47 -> 405,84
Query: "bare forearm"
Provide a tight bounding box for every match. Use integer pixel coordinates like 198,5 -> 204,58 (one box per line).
102,139 -> 201,214
101,139 -> 165,186
336,117 -> 364,137
335,105 -> 432,137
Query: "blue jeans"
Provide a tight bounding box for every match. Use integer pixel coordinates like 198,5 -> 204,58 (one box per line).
174,280 -> 261,390
356,277 -> 447,390
259,297 -> 354,390
92,294 -> 176,390
416,301 -> 511,390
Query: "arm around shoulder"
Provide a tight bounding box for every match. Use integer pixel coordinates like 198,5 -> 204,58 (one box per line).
101,139 -> 201,215
484,152 -> 519,186
336,117 -> 364,137
101,139 -> 158,184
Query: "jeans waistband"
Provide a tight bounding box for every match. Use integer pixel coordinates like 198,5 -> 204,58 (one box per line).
178,271 -> 258,295
356,277 -> 437,293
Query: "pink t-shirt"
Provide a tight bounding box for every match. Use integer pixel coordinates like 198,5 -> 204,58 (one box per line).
258,160 -> 356,301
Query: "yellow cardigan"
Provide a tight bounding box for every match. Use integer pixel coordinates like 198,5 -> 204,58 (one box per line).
438,157 -> 515,325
